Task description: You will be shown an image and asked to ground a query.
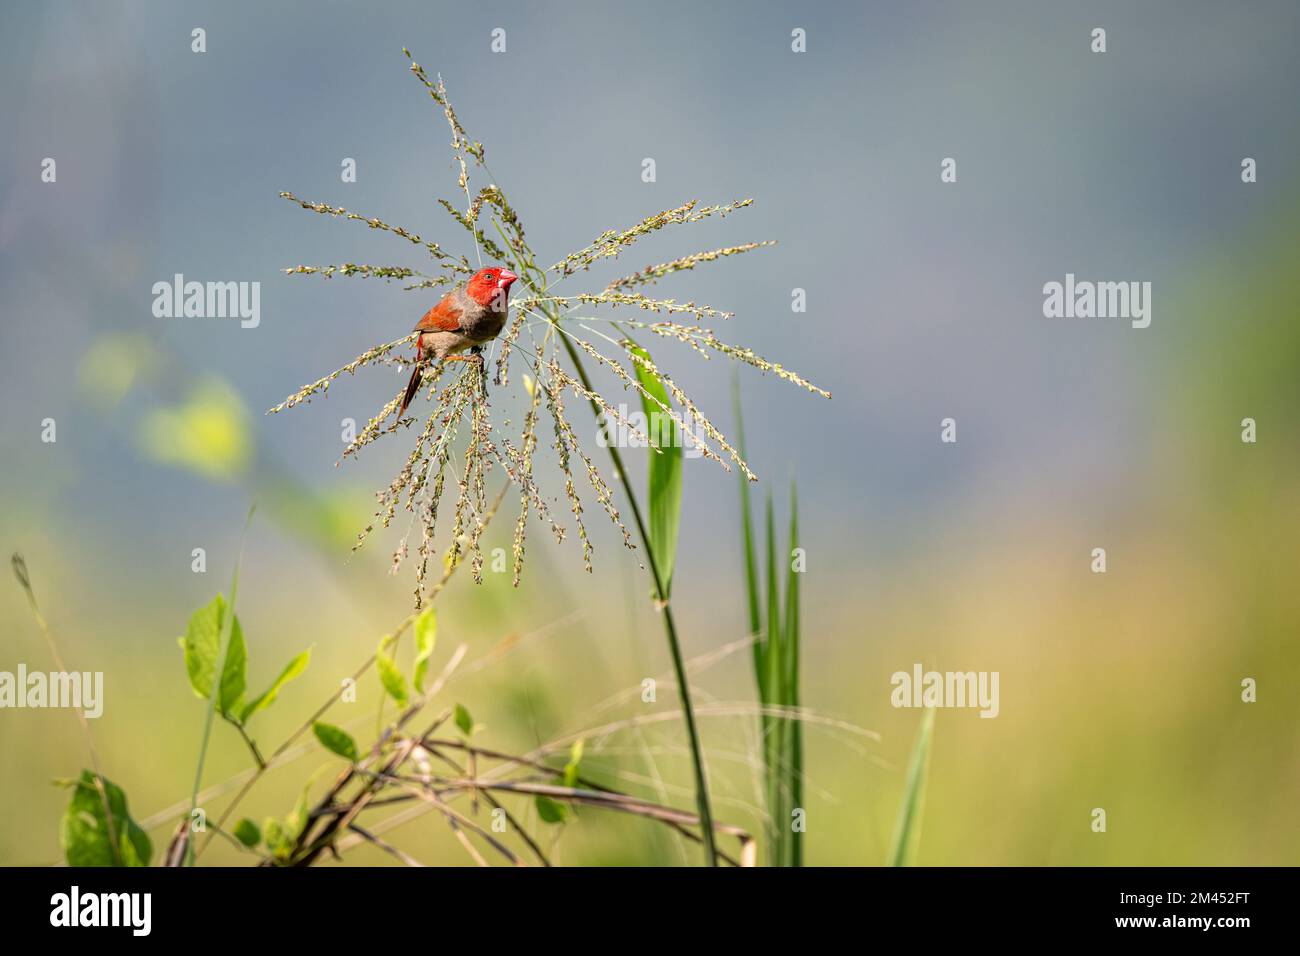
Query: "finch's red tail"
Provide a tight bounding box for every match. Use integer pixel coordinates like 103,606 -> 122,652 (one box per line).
400,362 -> 424,416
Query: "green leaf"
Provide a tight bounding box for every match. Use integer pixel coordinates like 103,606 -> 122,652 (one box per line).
59,771 -> 152,867
563,739 -> 584,788
181,593 -> 246,718
453,702 -> 474,736
240,648 -> 311,722
535,794 -> 568,824
888,708 -> 936,866
262,818 -> 292,861
412,606 -> 437,692
312,722 -> 359,762
629,341 -> 683,595
285,782 -> 313,842
262,779 -> 316,865
232,818 -> 261,848
376,636 -> 409,708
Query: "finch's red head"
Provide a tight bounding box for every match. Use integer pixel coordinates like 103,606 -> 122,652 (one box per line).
466,266 -> 518,307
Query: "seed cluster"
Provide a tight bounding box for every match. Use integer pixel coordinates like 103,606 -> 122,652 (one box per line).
269,51 -> 830,607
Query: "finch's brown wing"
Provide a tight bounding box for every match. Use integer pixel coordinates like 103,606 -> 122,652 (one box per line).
403,290 -> 467,415
414,292 -> 463,332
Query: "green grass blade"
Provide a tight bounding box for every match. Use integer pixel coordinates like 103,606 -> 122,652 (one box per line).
629,340 -> 683,596
763,493 -> 783,701
785,483 -> 803,866
763,493 -> 788,864
732,375 -> 761,645
888,708 -> 936,866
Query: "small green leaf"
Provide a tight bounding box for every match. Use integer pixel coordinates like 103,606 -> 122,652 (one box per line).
412,606 -> 437,692
240,648 -> 311,722
535,794 -> 568,824
59,771 -> 152,867
262,818 -> 292,861
563,739 -> 584,788
261,781 -> 315,865
453,702 -> 474,736
181,594 -> 247,718
232,818 -> 261,848
629,341 -> 683,596
286,782 -> 313,842
376,636 -> 409,708
312,722 -> 359,762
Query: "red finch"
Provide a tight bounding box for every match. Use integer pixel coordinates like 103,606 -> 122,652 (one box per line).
400,265 -> 519,414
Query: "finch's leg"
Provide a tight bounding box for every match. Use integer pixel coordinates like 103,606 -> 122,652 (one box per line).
439,348 -> 488,391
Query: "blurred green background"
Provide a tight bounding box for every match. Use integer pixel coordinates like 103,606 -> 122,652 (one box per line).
1,1 -> 1297,865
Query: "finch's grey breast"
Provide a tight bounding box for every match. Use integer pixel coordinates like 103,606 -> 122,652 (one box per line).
417,329 -> 469,359
459,303 -> 507,344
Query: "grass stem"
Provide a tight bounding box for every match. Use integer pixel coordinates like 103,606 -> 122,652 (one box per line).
185,504 -> 255,864
555,331 -> 718,866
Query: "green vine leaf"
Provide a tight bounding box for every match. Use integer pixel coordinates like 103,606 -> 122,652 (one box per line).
181,594 -> 246,719
58,771 -> 152,867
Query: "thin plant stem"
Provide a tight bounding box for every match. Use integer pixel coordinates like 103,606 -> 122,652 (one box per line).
186,504 -> 255,865
554,330 -> 718,867
235,724 -> 268,770
505,246 -> 719,865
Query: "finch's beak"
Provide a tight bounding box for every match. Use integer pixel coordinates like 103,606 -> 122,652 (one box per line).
498,269 -> 518,290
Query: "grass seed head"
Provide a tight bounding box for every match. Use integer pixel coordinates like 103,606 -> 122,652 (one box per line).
272,51 -> 829,603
